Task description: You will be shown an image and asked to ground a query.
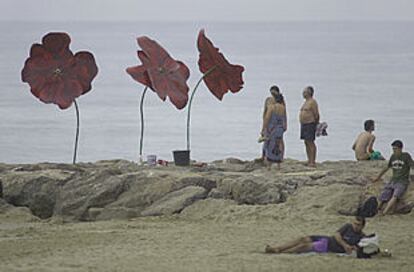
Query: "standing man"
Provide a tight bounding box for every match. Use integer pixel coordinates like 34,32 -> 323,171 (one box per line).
373,140 -> 413,215
299,86 -> 319,167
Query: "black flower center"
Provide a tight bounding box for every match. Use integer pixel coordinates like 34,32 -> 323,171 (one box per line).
53,68 -> 63,77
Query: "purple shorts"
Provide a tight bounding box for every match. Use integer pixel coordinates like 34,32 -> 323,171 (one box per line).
312,238 -> 329,253
380,182 -> 407,201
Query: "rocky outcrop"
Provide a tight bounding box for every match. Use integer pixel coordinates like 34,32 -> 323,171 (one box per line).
141,186 -> 208,216
0,159 -> 412,222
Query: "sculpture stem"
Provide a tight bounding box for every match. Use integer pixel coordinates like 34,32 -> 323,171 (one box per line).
186,66 -> 216,151
73,99 -> 80,164
139,87 -> 149,160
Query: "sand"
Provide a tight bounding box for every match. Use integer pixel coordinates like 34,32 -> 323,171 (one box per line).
1,187 -> 414,272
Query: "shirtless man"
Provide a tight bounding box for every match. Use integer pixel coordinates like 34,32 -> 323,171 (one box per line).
299,86 -> 319,167
352,120 -> 376,160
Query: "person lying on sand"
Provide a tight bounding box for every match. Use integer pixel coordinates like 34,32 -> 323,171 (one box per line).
373,140 -> 413,215
265,216 -> 365,255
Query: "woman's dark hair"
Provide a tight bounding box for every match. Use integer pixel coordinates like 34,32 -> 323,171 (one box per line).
306,86 -> 314,96
364,120 -> 375,131
275,93 -> 284,104
269,85 -> 280,93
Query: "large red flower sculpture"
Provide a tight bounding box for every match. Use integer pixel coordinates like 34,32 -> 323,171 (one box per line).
21,32 -> 98,110
126,36 -> 190,110
197,29 -> 244,100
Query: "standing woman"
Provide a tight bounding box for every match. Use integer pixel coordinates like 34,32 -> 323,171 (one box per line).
261,85 -> 287,159
261,93 -> 287,169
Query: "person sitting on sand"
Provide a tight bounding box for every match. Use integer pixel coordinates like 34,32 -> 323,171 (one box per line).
260,93 -> 287,169
373,140 -> 413,215
265,216 -> 366,255
352,120 -> 384,161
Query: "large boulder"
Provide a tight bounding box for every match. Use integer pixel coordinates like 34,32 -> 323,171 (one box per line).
1,168 -> 74,218
54,168 -> 130,221
141,186 -> 207,216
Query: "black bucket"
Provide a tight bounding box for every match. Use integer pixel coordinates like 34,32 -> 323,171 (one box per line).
173,150 -> 190,166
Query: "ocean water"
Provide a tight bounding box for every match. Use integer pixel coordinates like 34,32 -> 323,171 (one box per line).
1,21 -> 413,164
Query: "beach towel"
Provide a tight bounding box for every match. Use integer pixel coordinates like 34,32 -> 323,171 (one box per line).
316,122 -> 328,137
357,234 -> 380,258
262,112 -> 285,162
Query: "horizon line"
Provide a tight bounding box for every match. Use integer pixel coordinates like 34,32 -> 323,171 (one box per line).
1,19 -> 414,23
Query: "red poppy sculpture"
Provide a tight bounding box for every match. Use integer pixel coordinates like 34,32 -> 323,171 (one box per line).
21,32 -> 98,164
186,29 -> 245,150
126,36 -> 190,160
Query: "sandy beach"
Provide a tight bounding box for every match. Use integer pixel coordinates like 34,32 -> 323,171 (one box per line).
1,159 -> 414,272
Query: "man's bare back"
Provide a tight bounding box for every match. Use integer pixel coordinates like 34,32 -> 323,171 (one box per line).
352,131 -> 375,160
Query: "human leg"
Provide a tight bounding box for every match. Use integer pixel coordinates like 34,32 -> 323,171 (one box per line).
382,183 -> 407,215
382,196 -> 398,215
265,236 -> 312,253
281,241 -> 313,253
304,141 -> 311,164
308,140 -> 317,166
378,183 -> 393,213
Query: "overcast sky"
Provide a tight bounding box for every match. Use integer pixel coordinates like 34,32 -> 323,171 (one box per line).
1,0 -> 413,21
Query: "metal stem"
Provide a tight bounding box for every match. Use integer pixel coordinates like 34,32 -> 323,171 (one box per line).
73,100 -> 80,164
139,87 -> 148,159
186,66 -> 216,151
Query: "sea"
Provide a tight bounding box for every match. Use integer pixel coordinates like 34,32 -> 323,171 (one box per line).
1,21 -> 413,164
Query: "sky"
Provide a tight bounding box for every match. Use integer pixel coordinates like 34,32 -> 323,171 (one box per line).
0,0 -> 413,22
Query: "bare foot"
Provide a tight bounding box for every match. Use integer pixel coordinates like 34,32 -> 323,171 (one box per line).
307,163 -> 316,168
265,245 -> 280,254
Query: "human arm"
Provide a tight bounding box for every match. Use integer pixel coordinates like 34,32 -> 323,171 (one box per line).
262,98 -> 270,119
352,140 -> 357,151
261,105 -> 272,136
334,232 -> 355,254
367,135 -> 376,154
372,165 -> 390,183
311,100 -> 320,124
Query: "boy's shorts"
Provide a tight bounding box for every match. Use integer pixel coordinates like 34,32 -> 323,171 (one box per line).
379,182 -> 407,202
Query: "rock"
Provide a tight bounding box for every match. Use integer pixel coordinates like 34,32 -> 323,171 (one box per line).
141,186 -> 207,216
2,169 -> 74,218
215,176 -> 285,204
95,207 -> 140,221
0,198 -> 39,223
208,188 -> 225,199
180,198 -> 237,220
173,176 -> 217,192
54,169 -> 129,221
1,158 -> 410,222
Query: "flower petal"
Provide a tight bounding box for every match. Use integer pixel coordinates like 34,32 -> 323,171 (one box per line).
73,51 -> 98,94
126,64 -> 153,89
21,32 -> 97,109
42,32 -> 72,58
137,36 -> 170,66
197,29 -> 245,100
128,36 -> 190,109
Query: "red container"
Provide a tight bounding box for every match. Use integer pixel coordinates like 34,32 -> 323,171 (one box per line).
157,159 -> 168,166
